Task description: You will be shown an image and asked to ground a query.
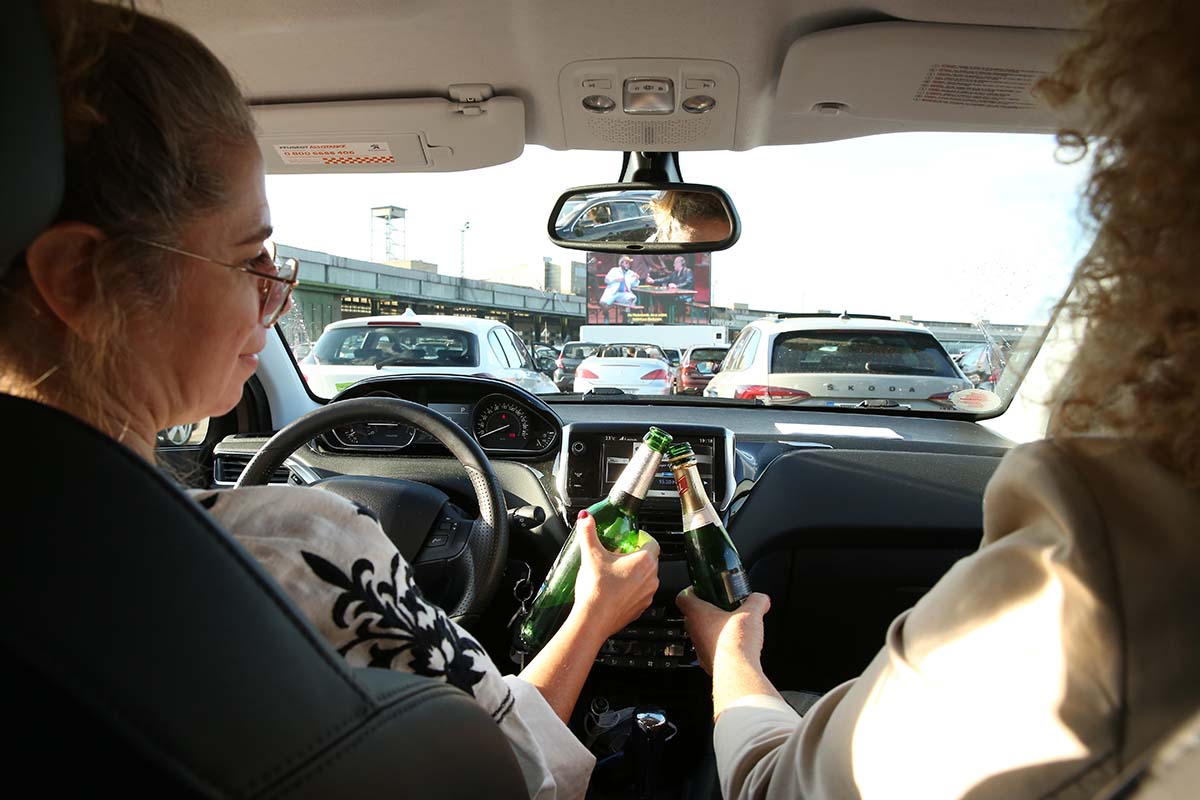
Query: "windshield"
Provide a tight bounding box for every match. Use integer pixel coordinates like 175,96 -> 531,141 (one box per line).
269,132 -> 1090,414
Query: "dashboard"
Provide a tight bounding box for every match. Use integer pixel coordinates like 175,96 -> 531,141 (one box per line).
318,375 -> 559,458
214,374 -> 1015,680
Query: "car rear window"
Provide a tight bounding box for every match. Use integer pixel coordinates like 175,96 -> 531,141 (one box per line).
562,343 -> 600,359
600,344 -> 666,360
770,330 -> 958,377
313,325 -> 479,367
689,348 -> 727,363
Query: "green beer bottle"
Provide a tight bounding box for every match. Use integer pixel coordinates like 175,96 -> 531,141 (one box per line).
667,442 -> 750,611
515,427 -> 673,653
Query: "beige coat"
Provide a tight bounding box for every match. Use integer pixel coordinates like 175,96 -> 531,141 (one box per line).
715,437 -> 1200,799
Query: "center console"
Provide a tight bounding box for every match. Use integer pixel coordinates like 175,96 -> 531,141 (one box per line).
556,422 -> 734,670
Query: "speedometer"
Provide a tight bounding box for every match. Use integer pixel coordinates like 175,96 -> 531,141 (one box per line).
473,400 -> 531,449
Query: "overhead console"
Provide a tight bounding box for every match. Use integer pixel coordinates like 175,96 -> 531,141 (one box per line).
558,58 -> 739,151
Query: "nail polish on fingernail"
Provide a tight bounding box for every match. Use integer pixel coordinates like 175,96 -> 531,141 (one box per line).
577,510 -> 589,520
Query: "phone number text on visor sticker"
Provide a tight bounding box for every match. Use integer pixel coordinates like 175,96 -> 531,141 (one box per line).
275,142 -> 395,166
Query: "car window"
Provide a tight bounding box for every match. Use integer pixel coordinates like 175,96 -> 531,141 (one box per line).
314,325 -> 479,367
771,330 -> 958,377
562,343 -> 599,359
329,330 -> 368,361
496,329 -> 523,368
488,329 -> 513,367
726,328 -> 759,371
723,329 -> 752,371
959,344 -> 988,371
690,348 -> 727,363
611,201 -> 642,221
506,330 -> 536,370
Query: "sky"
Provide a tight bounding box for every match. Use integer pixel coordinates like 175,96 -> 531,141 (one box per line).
265,131 -> 1093,326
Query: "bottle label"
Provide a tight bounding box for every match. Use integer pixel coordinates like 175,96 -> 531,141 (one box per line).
683,504 -> 721,532
611,443 -> 660,501
720,568 -> 751,603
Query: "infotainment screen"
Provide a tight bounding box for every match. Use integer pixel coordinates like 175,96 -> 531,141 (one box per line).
599,433 -> 717,501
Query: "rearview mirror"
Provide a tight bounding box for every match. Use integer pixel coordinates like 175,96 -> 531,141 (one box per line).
547,183 -> 740,254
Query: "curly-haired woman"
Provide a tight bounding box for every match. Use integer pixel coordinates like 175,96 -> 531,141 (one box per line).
679,2 -> 1200,797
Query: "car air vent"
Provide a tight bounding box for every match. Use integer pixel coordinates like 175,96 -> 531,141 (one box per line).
213,453 -> 293,486
638,510 -> 685,560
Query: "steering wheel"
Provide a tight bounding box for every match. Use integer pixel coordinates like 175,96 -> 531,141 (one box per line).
235,397 -> 509,626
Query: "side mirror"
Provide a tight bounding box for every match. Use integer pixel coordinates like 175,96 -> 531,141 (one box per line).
548,183 -> 740,254
536,356 -> 556,372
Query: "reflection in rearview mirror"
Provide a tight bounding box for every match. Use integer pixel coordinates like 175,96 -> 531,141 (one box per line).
548,184 -> 739,254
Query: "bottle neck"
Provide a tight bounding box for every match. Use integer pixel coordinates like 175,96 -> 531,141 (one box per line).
608,442 -> 662,509
673,462 -> 720,530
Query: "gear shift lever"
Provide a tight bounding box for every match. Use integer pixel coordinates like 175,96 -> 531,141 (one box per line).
629,708 -> 669,799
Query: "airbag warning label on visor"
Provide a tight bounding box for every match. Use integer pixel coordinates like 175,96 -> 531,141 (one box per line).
274,142 -> 396,166
913,64 -> 1045,110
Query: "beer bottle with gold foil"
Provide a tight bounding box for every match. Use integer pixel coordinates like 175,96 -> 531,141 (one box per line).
515,427 -> 673,653
667,442 -> 750,611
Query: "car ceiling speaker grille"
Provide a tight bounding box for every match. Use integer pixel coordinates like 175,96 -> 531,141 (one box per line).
587,116 -> 711,147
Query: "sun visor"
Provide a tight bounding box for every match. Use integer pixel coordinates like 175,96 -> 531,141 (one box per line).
776,22 -> 1079,134
254,96 -> 525,174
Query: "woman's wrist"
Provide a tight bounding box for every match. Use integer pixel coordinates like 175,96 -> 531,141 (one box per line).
563,602 -> 610,652
713,639 -> 763,673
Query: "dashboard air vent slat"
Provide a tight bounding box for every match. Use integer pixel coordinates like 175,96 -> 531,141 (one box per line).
213,453 -> 292,486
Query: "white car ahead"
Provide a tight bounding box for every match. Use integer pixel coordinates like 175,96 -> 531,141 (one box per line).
300,314 -> 559,398
573,343 -> 673,396
705,314 -> 972,409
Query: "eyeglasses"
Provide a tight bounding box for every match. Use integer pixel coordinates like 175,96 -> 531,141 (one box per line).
134,238 -> 300,327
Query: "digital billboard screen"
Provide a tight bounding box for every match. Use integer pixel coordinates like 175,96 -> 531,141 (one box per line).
585,253 -> 712,324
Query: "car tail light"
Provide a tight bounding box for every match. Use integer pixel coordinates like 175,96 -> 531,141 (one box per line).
368,320 -> 420,326
641,369 -> 669,381
578,368 -> 600,380
734,385 -> 811,402
989,368 -> 1001,384
556,355 -> 564,369
682,364 -> 697,375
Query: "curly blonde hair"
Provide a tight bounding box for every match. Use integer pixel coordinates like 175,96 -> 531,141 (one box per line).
1038,0 -> 1200,486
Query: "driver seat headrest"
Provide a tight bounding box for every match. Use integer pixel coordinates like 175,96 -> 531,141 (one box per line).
0,1 -> 63,279
0,392 -> 528,797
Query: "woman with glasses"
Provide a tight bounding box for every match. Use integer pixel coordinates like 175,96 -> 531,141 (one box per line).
0,4 -> 658,798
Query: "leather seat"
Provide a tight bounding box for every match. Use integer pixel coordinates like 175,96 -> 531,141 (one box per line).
0,3 -> 527,796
